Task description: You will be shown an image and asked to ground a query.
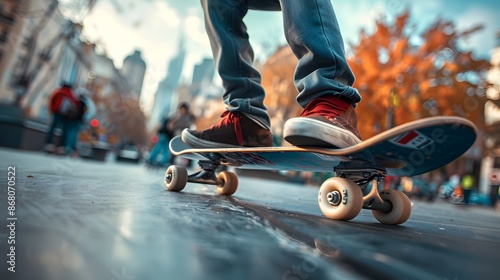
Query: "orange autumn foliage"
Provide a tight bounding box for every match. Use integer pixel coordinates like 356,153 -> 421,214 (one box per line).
349,11 -> 490,138
261,11 -> 490,140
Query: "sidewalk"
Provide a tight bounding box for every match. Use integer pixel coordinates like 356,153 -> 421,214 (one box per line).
0,148 -> 170,279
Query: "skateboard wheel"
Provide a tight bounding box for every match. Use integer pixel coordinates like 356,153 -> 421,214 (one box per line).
164,165 -> 188,192
372,189 -> 412,225
216,171 -> 238,196
318,178 -> 363,221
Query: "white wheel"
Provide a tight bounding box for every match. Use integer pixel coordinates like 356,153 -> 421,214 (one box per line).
372,189 -> 412,225
164,165 -> 188,192
318,178 -> 363,221
216,171 -> 238,196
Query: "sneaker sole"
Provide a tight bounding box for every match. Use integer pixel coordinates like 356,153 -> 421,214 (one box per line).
283,117 -> 362,148
181,129 -> 242,149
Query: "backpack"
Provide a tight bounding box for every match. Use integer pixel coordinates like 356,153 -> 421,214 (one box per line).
59,96 -> 76,116
66,99 -> 87,120
49,89 -> 64,113
49,87 -> 76,116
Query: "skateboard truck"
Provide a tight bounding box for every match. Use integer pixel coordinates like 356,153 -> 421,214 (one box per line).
164,160 -> 239,196
186,161 -> 223,186
335,165 -> 393,213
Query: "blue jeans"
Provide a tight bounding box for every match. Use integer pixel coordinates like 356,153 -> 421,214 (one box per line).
66,120 -> 82,153
148,134 -> 171,165
202,0 -> 361,128
45,113 -> 69,147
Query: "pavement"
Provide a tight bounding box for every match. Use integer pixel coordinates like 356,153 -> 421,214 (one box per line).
1,147 -> 500,280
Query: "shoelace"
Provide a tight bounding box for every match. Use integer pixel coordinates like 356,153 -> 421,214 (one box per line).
209,111 -> 244,146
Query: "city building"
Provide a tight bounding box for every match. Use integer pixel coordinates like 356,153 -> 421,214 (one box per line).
0,0 -> 99,121
192,58 -> 214,85
148,37 -> 186,130
0,0 -> 67,107
481,32 -> 500,193
174,57 -> 224,130
0,0 -> 147,148
121,49 -> 146,99
180,57 -> 218,107
20,22 -> 93,121
0,0 -> 23,91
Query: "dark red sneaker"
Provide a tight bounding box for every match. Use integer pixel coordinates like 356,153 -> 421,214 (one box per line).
182,111 -> 274,148
283,96 -> 362,148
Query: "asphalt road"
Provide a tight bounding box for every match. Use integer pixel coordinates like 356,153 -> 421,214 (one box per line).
1,148 -> 499,280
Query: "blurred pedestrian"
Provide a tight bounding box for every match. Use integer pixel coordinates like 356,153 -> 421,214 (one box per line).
44,82 -> 78,154
489,172 -> 499,208
442,174 -> 460,198
168,102 -> 195,165
167,102 -> 196,138
169,102 -> 195,165
461,173 -> 475,205
147,115 -> 173,167
65,88 -> 96,156
148,102 -> 195,166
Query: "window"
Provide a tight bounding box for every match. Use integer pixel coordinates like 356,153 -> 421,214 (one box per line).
493,156 -> 500,169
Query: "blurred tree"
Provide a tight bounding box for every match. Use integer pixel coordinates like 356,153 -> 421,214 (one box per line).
261,46 -> 301,140
348,11 -> 490,138
59,0 -> 98,23
257,10 -> 493,184
101,93 -> 148,147
261,11 -> 490,141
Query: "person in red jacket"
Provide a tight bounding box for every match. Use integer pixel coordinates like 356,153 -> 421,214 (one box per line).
44,83 -> 78,154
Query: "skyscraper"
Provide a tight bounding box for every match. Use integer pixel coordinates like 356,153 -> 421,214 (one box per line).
192,58 -> 214,85
148,37 -> 186,129
121,49 -> 146,99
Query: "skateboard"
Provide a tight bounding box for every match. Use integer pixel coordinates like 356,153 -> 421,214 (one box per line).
164,116 -> 477,225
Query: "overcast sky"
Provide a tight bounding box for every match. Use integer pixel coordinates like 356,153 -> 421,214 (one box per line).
80,0 -> 500,111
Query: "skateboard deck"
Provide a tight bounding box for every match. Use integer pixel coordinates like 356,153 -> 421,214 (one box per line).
169,116 -> 477,177
165,116 -> 476,225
